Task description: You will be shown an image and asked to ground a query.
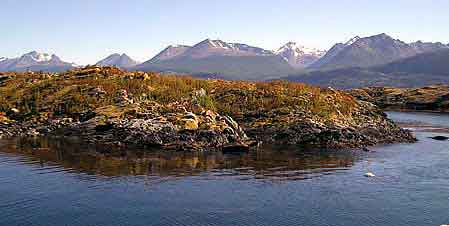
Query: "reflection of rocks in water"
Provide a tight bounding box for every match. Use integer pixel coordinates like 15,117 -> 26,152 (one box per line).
0,137 -> 361,181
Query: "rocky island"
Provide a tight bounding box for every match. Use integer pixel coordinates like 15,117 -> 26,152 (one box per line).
349,85 -> 449,112
0,66 -> 415,152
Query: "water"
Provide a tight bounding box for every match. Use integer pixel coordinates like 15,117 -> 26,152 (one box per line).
1,112 -> 449,226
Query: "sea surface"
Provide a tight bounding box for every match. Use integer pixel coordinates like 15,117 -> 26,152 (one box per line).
0,111 -> 448,226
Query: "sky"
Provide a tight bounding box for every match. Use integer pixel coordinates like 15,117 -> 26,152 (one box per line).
1,0 -> 449,65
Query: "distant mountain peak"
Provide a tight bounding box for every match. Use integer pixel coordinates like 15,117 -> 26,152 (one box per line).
274,42 -> 326,68
275,41 -> 324,55
194,39 -> 236,50
175,39 -> 273,59
21,51 -> 54,62
0,51 -> 75,72
96,53 -> 139,68
374,32 -> 389,37
196,38 -> 218,46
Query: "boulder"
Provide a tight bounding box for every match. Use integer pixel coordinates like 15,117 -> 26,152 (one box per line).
88,86 -> 107,97
429,136 -> 449,141
180,118 -> 199,130
114,89 -> 133,106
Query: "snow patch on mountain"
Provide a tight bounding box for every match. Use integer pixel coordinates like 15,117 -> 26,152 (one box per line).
274,42 -> 326,68
345,36 -> 361,46
23,51 -> 53,62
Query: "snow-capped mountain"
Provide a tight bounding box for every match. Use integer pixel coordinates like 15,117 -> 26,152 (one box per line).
179,39 -> 273,59
274,42 -> 326,68
96,53 -> 140,68
0,51 -> 76,72
137,39 -> 294,80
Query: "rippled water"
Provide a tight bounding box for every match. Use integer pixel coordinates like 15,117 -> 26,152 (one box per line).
1,112 -> 449,226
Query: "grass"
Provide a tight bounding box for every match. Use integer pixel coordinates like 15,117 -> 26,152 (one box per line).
0,66 -> 360,124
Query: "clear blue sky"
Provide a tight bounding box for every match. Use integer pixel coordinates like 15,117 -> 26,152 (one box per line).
2,0 -> 449,64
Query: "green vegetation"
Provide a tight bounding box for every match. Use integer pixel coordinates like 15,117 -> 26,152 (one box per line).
0,66 -> 359,126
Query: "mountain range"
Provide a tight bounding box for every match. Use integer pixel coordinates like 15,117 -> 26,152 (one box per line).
136,39 -> 303,80
0,51 -> 76,72
0,39 -> 325,78
309,33 -> 449,70
284,48 -> 449,89
2,34 -> 449,88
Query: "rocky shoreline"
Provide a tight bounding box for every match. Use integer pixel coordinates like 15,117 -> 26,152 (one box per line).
241,100 -> 416,149
0,110 -> 255,152
349,85 -> 449,112
0,112 -> 415,152
0,67 -> 416,152
0,101 -> 416,152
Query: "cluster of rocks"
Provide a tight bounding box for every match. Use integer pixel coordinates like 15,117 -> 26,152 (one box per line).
243,101 -> 416,149
0,107 -> 254,152
58,110 -> 252,151
246,119 -> 415,149
0,116 -> 74,140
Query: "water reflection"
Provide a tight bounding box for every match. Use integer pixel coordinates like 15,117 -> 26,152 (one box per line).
0,137 -> 360,181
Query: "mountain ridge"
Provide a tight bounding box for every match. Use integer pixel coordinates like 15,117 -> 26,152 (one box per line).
96,53 -> 140,68
136,39 -> 295,80
309,33 -> 448,70
283,49 -> 449,89
0,51 -> 76,72
2,34 -> 449,84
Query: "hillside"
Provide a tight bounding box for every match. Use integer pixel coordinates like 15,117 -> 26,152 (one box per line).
284,49 -> 449,89
373,49 -> 449,75
0,67 -> 414,151
137,55 -> 295,80
283,68 -> 449,89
